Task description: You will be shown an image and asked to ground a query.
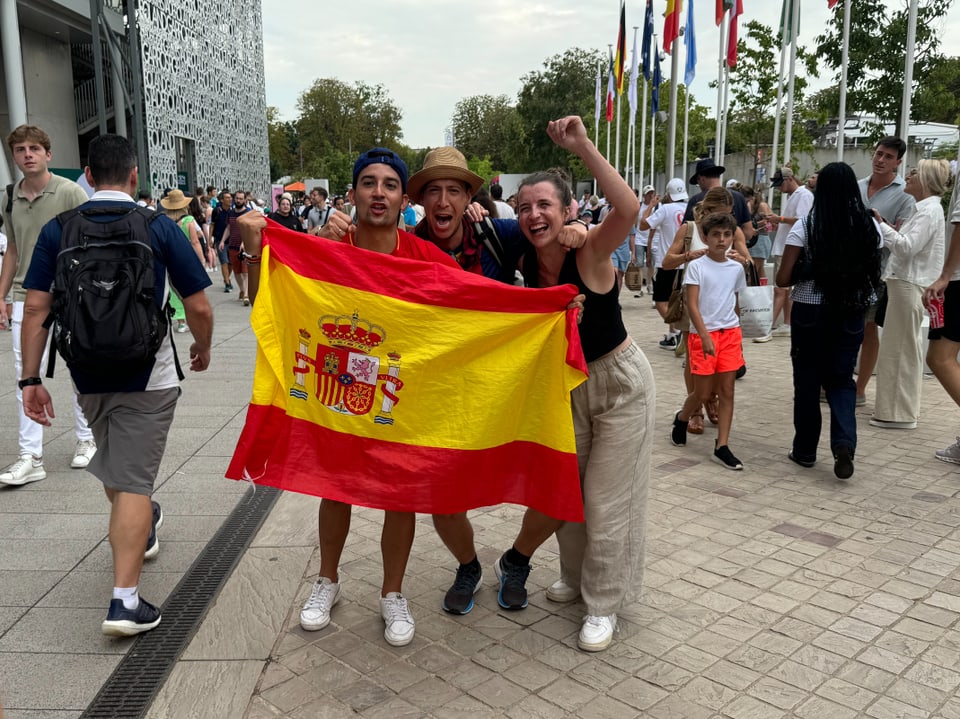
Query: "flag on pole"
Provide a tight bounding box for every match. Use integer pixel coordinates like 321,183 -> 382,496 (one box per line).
716,0 -> 733,24
226,223 -> 589,521
727,0 -> 743,67
641,0 -> 655,81
780,0 -> 798,43
685,0 -> 697,85
628,28 -> 640,119
606,49 -> 615,121
828,0 -> 839,6
595,62 -> 602,123
663,0 -> 681,54
652,47 -> 662,114
614,1 -> 627,95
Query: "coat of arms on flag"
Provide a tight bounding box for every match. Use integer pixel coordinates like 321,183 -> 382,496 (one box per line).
291,312 -> 403,424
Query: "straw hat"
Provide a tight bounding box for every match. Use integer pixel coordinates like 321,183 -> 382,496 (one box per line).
407,147 -> 484,203
159,188 -> 191,211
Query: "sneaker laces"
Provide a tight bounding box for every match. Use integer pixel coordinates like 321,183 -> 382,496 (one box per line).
304,581 -> 336,612
382,595 -> 412,624
501,559 -> 531,593
451,564 -> 480,594
4,455 -> 33,474
75,440 -> 95,455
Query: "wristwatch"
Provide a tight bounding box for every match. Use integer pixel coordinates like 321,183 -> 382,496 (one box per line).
17,377 -> 42,389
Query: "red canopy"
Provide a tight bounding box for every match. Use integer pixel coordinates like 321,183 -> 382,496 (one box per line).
284,181 -> 306,192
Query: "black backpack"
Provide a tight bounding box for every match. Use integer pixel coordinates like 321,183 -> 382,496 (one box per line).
46,205 -> 177,376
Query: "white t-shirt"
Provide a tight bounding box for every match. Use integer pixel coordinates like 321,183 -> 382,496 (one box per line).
683,255 -> 747,331
494,200 -> 515,220
636,204 -> 650,246
647,201 -> 686,268
772,186 -> 814,256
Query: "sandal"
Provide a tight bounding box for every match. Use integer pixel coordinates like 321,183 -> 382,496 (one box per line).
689,411 -> 704,434
706,395 -> 719,425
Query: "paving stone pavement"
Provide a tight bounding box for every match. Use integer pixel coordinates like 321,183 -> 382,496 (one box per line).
4,281 -> 960,718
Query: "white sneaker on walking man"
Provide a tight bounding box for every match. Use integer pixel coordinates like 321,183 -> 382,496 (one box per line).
0,125 -> 96,485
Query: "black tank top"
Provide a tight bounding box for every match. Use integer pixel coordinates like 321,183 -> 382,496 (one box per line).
523,249 -> 628,363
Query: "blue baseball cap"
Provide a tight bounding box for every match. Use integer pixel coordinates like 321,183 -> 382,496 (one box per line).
353,148 -> 408,193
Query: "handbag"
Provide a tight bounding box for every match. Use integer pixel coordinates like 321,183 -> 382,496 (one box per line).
624,261 -> 643,291
739,263 -> 774,338
664,271 -> 686,324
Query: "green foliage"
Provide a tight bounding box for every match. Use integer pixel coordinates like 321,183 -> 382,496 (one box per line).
913,56 -> 960,126
814,0 -> 952,125
515,48 -> 604,175
451,95 -> 521,170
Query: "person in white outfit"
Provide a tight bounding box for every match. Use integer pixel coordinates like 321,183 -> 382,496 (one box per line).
871,159 -> 951,429
0,125 -> 97,485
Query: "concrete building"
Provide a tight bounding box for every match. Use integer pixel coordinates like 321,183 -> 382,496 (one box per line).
0,0 -> 269,197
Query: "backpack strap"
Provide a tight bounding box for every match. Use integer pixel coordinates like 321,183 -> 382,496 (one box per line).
684,221 -> 694,250
474,217 -> 510,281
4,183 -> 13,215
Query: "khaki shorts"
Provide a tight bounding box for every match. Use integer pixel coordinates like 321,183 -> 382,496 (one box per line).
77,388 -> 180,495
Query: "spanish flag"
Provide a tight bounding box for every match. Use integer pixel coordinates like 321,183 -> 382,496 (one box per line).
226,225 -> 589,522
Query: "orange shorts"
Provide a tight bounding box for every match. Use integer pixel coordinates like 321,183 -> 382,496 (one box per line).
687,326 -> 744,375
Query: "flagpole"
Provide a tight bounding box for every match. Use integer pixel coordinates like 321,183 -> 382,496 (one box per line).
595,59 -> 601,195
714,12 -> 728,163
783,0 -> 800,173
683,86 -> 691,184
667,37 -> 681,179
616,94 -> 623,178
900,0 -> 919,176
607,43 -> 613,165
628,25 -> 639,187
769,0 -> 790,207
651,108 -> 657,189
640,77 -> 649,185
837,0 -> 851,161
719,63 -> 731,167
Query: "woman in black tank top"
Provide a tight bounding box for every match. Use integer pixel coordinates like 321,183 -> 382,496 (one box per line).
501,116 -> 656,653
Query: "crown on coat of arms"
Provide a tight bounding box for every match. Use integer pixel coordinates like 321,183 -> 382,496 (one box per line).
298,328 -> 312,341
319,311 -> 385,352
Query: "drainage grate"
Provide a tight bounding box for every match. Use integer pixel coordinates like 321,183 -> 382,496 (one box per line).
81,485 -> 280,719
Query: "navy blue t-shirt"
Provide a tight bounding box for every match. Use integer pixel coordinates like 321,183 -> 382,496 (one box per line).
24,199 -> 212,393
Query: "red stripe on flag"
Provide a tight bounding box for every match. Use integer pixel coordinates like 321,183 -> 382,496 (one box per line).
828,0 -> 839,6
226,403 -> 585,522
264,220 -> 580,316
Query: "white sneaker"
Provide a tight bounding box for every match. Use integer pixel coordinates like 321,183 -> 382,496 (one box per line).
772,324 -> 791,337
71,440 -> 97,469
752,333 -> 773,343
299,578 -> 340,631
0,454 -> 46,485
546,578 -> 580,603
380,592 -> 415,646
578,614 -> 616,652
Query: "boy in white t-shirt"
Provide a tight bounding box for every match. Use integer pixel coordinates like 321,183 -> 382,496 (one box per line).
671,212 -> 747,469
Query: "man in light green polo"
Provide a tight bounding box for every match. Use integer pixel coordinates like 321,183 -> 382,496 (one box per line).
0,124 -> 96,485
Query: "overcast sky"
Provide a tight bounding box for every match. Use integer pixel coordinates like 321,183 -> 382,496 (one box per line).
261,1 -> 959,149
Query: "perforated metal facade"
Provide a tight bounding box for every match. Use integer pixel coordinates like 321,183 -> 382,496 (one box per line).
136,0 -> 269,196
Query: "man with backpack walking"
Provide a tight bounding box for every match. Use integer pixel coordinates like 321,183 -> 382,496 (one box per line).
18,134 -> 213,636
0,125 -> 97,485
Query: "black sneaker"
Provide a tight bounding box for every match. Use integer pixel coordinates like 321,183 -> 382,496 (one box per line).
495,553 -> 530,610
713,442 -> 744,470
788,451 -> 816,468
442,562 -> 483,615
671,412 -> 688,447
145,501 -> 163,560
658,334 -> 678,351
101,597 -> 161,636
735,364 -> 747,380
834,446 -> 854,479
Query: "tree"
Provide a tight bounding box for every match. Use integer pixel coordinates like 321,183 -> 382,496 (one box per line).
294,79 -> 404,189
451,95 -> 521,171
266,106 -> 298,181
913,55 -> 960,126
814,0 -> 953,126
515,48 -> 604,175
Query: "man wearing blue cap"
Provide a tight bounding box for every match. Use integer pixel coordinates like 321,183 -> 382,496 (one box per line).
238,147 -> 459,647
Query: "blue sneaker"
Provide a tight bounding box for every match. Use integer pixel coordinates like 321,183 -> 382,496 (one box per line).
101,597 -> 161,636
145,501 -> 163,559
442,562 -> 482,615
494,553 -> 530,610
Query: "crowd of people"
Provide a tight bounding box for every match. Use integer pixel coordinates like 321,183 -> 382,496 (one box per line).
2,117 -> 960,666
